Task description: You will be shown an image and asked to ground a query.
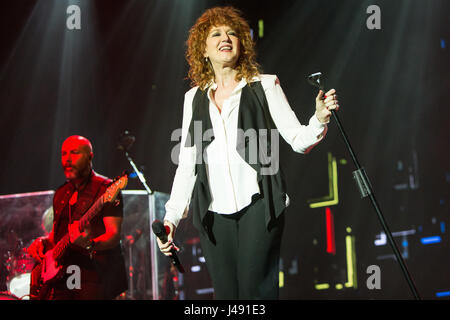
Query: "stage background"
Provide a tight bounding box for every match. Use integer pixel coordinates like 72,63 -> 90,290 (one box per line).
0,0 -> 449,299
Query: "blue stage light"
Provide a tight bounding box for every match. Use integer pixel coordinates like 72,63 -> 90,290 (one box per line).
420,236 -> 441,244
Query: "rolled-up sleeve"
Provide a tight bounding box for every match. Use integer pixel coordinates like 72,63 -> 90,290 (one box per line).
261,74 -> 328,154
164,88 -> 198,227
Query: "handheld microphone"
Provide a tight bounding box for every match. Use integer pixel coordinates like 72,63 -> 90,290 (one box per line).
307,72 -> 325,91
308,71 -> 333,104
151,220 -> 185,273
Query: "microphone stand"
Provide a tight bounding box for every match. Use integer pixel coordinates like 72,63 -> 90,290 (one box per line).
307,73 -> 421,300
117,131 -> 153,195
125,229 -> 143,299
117,131 -> 160,300
128,236 -> 134,299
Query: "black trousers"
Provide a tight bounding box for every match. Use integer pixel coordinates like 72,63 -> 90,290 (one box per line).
199,197 -> 285,300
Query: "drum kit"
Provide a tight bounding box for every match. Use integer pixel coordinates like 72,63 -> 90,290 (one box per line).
1,238 -> 35,300
0,206 -> 53,300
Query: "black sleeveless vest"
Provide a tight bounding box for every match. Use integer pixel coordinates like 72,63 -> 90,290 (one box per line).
185,81 -> 288,234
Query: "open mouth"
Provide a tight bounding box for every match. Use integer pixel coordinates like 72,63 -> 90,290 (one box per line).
219,45 -> 232,52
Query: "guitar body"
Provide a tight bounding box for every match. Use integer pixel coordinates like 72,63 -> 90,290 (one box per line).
41,249 -> 64,284
30,261 -> 52,300
29,262 -> 42,299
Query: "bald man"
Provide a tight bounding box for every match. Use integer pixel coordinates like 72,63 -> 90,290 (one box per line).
61,135 -> 93,183
28,135 -> 127,299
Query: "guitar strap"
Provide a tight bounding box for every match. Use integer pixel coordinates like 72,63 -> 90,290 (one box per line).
52,183 -> 75,242
69,171 -> 99,223
53,171 -> 107,240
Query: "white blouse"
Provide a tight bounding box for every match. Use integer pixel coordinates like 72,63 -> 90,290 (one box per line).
164,74 -> 328,227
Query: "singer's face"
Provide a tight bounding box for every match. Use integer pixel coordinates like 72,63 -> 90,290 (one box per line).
61,136 -> 93,181
204,25 -> 240,69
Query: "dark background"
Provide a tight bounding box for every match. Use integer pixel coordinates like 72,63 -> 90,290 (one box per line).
0,0 -> 449,299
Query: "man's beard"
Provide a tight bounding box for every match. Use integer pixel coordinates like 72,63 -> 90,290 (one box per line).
64,164 -> 91,181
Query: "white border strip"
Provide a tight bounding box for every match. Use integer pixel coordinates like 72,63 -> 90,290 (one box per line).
0,190 -> 55,200
121,190 -> 149,195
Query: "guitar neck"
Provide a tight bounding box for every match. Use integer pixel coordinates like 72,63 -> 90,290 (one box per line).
79,195 -> 104,230
52,194 -> 105,261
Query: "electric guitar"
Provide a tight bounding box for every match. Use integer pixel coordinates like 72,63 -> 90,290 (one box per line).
30,173 -> 128,299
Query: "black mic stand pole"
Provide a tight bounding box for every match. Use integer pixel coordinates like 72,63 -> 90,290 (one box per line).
125,229 -> 143,300
117,131 -> 153,195
307,72 -> 421,300
127,236 -> 134,299
117,131 -> 161,300
123,151 -> 153,195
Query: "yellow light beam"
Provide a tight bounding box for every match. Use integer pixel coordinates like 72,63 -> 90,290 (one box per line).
344,233 -> 357,289
258,19 -> 264,38
279,271 -> 284,288
308,152 -> 339,208
314,283 -> 330,290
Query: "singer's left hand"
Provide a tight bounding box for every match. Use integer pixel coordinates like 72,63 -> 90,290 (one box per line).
315,88 -> 339,124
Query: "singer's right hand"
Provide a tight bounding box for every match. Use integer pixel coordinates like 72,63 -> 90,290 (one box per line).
157,220 -> 179,256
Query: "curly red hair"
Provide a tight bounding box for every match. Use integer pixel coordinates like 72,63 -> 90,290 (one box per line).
186,6 -> 260,90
